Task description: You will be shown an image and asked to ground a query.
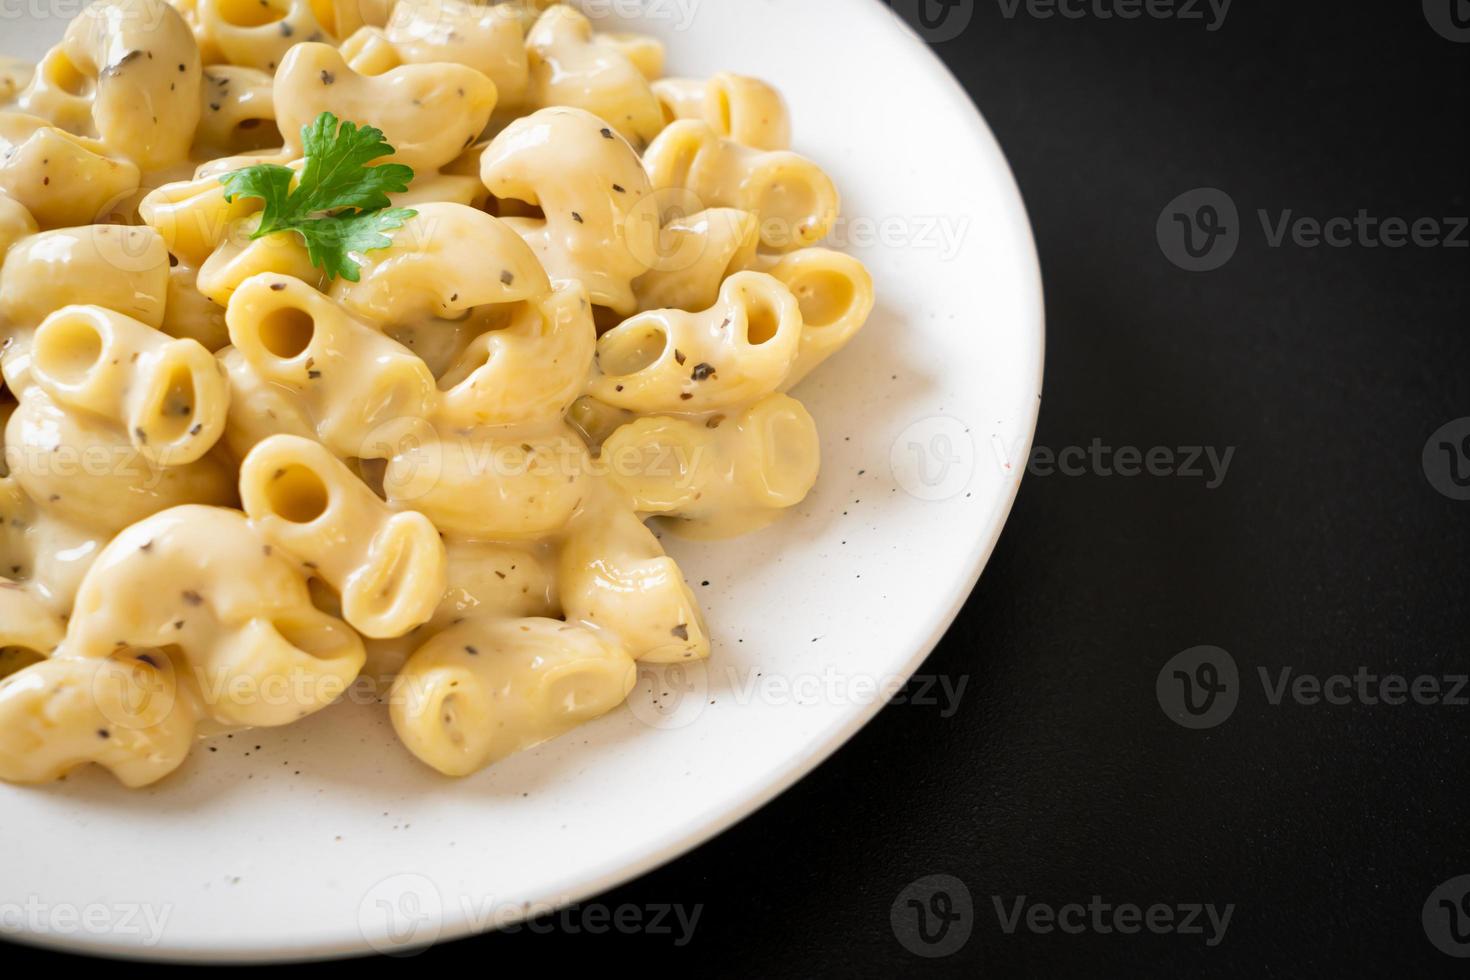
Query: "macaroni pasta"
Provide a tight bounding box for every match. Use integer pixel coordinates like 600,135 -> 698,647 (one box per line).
0,0 -> 871,785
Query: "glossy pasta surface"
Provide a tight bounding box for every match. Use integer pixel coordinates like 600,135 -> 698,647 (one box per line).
0,0 -> 872,784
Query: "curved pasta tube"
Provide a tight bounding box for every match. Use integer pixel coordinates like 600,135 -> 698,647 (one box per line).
162,262 -> 230,351
274,43 -> 497,175
194,66 -> 280,159
138,165 -> 285,266
361,538 -> 558,687
600,393 -> 820,537
0,114 -> 140,229
0,472 -> 107,616
0,656 -> 196,787
590,271 -> 803,413
18,0 -> 203,170
653,74 -> 791,150
29,305 -> 228,465
240,434 -> 447,638
341,0 -> 528,106
0,225 -> 169,333
437,279 -> 595,427
217,345 -> 321,460
65,505 -> 366,728
750,248 -> 874,389
523,5 -> 663,148
228,274 -> 436,457
0,195 -> 39,257
559,497 -> 709,663
0,585 -> 67,666
196,220 -> 321,306
381,422 -> 591,540
196,0 -> 332,72
331,203 -> 549,326
644,120 -> 839,252
480,106 -> 657,315
5,387 -> 234,534
389,616 -> 635,776
591,32 -> 664,83
632,207 -> 759,314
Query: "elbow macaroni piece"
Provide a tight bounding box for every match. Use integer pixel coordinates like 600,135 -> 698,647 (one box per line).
274,43 -> 497,175
523,5 -> 663,149
65,505 -> 366,729
480,106 -> 658,315
228,273 -> 436,457
0,114 -> 141,229
241,434 -> 447,638
749,248 -> 875,389
0,225 -> 169,332
0,655 -> 196,786
644,120 -> 839,252
632,207 -> 759,314
194,66 -> 280,159
18,0 -> 203,171
330,202 -> 550,325
381,421 -> 592,540
5,385 -> 235,534
437,279 -> 595,427
600,393 -> 821,537
590,271 -> 804,413
390,616 -> 635,776
344,0 -> 528,107
653,74 -> 791,150
29,304 -> 228,465
559,495 -> 709,664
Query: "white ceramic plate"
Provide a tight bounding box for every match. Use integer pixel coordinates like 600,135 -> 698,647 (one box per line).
0,0 -> 1042,961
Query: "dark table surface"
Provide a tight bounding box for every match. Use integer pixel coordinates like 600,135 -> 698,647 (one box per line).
10,0 -> 1470,974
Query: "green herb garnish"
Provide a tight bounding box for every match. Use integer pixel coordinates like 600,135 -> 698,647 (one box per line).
221,112 -> 417,282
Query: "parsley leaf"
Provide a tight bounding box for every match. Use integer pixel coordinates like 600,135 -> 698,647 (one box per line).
220,112 -> 417,282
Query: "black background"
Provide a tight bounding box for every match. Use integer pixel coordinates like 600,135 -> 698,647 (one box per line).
8,0 -> 1470,974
